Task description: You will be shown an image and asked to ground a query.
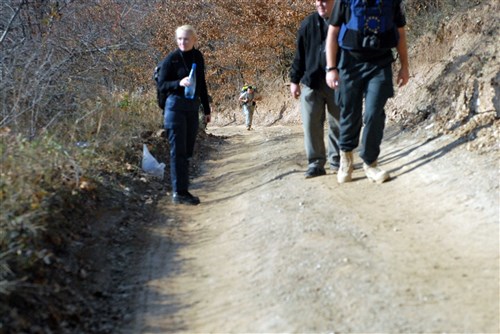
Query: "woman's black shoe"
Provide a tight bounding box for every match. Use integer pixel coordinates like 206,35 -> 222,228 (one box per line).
172,191 -> 200,205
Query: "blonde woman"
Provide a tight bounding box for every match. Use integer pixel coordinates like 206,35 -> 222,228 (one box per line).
157,25 -> 211,205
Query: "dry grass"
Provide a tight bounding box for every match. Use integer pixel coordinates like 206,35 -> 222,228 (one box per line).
0,92 -> 162,297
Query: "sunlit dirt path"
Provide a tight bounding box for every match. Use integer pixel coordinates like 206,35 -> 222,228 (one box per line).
123,125 -> 499,334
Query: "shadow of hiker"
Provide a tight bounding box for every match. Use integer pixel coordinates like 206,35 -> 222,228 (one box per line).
379,134 -> 442,166
384,135 -> 468,178
201,168 -> 303,205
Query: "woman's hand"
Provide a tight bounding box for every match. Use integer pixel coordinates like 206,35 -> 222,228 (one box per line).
180,76 -> 191,87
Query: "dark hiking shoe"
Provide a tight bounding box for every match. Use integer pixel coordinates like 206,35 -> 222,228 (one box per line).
172,191 -> 200,205
304,167 -> 326,179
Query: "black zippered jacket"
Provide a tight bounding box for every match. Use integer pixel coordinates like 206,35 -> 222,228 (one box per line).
290,12 -> 330,90
158,48 -> 211,115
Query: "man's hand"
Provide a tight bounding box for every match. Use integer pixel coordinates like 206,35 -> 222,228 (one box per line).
397,66 -> 410,87
326,70 -> 340,90
290,83 -> 301,99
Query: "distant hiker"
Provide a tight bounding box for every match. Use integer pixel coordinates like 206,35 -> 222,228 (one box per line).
239,85 -> 259,130
325,0 -> 409,184
290,0 -> 341,179
156,25 -> 212,205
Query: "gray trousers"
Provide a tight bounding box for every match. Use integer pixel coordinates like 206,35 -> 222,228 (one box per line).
243,104 -> 255,127
300,82 -> 340,169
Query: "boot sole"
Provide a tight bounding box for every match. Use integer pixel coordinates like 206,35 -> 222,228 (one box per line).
337,174 -> 352,183
366,175 -> 390,184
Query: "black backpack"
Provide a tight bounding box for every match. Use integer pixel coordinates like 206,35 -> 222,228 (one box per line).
153,60 -> 167,110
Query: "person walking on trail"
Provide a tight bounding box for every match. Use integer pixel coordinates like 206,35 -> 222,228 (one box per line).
325,0 -> 409,184
239,85 -> 258,130
290,0 -> 341,179
157,25 -> 211,205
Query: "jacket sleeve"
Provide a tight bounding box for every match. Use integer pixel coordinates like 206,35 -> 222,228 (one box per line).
197,51 -> 211,115
394,0 -> 407,27
329,0 -> 345,26
158,53 -> 181,95
289,20 -> 307,84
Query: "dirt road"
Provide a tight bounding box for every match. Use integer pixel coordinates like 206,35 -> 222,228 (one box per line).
124,125 -> 499,333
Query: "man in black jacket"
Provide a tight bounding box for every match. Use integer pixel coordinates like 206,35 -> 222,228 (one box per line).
290,0 -> 340,179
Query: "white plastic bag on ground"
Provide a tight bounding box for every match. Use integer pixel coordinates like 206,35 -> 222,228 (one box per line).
142,144 -> 165,179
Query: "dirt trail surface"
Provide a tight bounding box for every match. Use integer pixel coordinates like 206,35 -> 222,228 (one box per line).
123,124 -> 499,334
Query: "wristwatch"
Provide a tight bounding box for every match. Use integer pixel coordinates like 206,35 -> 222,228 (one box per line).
325,66 -> 338,72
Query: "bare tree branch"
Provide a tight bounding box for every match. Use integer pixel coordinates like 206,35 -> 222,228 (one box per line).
0,0 -> 25,45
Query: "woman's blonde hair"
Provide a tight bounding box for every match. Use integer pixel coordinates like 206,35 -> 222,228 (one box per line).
175,25 -> 197,39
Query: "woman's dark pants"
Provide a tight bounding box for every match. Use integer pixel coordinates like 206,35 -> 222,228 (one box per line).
164,109 -> 199,193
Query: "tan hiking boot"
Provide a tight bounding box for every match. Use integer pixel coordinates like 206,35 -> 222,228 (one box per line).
363,161 -> 390,184
337,151 -> 354,183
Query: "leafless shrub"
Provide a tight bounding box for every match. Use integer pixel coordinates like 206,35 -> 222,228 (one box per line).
1,0 -> 156,138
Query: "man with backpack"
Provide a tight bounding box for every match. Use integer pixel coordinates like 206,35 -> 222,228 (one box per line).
239,85 -> 259,130
325,0 -> 409,184
290,0 -> 341,179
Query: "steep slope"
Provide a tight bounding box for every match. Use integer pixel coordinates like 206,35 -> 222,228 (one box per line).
387,1 -> 499,152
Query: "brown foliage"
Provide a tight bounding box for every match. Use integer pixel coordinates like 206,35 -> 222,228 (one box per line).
1,0 -> 311,134
1,0 -> 487,135
145,0 -> 310,104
